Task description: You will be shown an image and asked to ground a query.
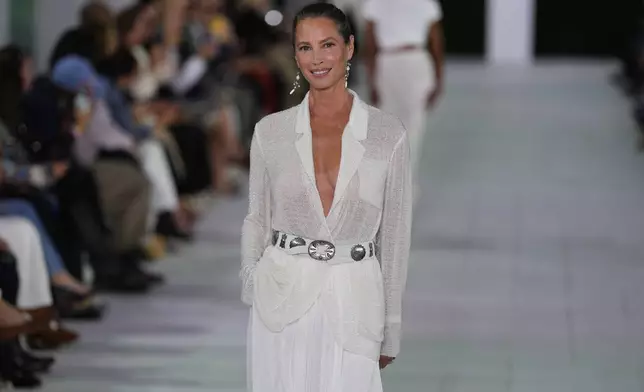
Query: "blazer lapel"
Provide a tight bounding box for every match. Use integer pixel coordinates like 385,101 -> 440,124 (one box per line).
294,94 -> 316,186
330,132 -> 364,212
330,92 -> 368,212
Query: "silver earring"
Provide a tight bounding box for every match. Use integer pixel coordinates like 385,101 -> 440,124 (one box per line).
345,62 -> 351,88
289,72 -> 301,95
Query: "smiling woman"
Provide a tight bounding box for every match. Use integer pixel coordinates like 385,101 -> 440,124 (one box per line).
241,3 -> 413,392
292,7 -> 354,92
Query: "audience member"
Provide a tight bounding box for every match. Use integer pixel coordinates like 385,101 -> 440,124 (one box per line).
0,0 -> 296,387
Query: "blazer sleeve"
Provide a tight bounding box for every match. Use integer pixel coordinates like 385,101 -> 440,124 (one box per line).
240,127 -> 272,306
377,132 -> 413,357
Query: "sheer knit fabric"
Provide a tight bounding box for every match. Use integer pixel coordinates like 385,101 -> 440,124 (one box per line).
241,91 -> 412,360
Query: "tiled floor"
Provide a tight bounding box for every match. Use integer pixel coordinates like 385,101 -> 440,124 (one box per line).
44,62 -> 644,391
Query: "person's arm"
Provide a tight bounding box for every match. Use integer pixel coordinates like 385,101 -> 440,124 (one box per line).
240,127 -> 272,306
377,131 -> 413,363
1,158 -> 61,188
426,20 -> 445,108
363,20 -> 379,105
170,34 -> 218,96
105,85 -> 153,142
163,0 -> 188,48
0,127 -> 57,187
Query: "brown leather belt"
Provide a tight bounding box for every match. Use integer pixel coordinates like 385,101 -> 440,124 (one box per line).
380,45 -> 425,54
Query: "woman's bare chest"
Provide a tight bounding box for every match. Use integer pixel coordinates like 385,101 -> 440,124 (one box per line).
311,118 -> 347,216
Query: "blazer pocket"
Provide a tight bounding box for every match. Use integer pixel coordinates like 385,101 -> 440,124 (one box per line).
357,158 -> 389,208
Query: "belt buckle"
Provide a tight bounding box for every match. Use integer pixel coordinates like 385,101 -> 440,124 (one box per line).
308,240 -> 336,261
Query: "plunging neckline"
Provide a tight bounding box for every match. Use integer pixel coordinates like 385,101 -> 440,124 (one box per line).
309,96 -> 354,218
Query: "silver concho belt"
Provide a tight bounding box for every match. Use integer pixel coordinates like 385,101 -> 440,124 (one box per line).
271,230 -> 375,263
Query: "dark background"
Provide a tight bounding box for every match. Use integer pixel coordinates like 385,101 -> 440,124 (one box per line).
438,0 -> 486,57
280,0 -> 642,58
535,0 -> 641,57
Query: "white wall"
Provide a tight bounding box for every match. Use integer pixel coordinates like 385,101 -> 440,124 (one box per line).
34,0 -> 84,70
0,0 -> 8,46
486,0 -> 535,65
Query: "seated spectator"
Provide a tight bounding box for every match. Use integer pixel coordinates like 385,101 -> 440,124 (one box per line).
49,0 -> 117,70
51,55 -> 162,292
0,45 -> 139,294
96,48 -> 193,239
0,238 -> 55,388
0,217 -> 78,351
0,199 -> 105,320
119,1 -> 249,194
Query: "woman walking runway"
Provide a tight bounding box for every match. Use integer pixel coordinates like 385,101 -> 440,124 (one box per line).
363,0 -> 444,201
241,3 -> 412,391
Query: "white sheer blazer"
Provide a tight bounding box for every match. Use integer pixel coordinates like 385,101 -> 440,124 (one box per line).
241,90 -> 412,358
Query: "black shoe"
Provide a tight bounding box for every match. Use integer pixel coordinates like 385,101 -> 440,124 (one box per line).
58,302 -> 107,321
0,341 -> 42,388
52,285 -> 91,303
1,366 -> 42,389
94,272 -> 150,294
14,341 -> 55,374
141,270 -> 165,286
53,286 -> 105,320
155,212 -> 193,241
125,261 -> 165,287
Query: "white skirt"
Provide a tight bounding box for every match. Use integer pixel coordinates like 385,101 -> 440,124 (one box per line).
248,300 -> 383,392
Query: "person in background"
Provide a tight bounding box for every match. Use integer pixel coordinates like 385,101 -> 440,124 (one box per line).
0,241 -> 53,389
363,0 -> 444,202
242,3 -> 412,389
119,1 -> 245,195
49,0 -> 118,70
0,217 -> 79,352
330,0 -> 364,87
95,48 -> 193,239
51,55 -> 162,293
0,45 -> 107,317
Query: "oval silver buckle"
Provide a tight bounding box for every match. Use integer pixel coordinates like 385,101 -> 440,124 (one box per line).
308,240 -> 336,261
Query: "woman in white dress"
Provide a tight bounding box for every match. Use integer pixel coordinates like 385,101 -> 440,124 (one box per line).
363,0 -> 444,201
241,3 -> 412,391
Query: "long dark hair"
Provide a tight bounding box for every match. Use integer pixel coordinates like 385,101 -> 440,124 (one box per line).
116,3 -> 148,47
292,3 -> 353,46
96,47 -> 138,81
0,45 -> 27,132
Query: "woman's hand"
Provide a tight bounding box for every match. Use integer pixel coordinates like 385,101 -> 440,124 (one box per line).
0,238 -> 9,252
198,40 -> 219,60
370,87 -> 380,107
426,84 -> 443,109
379,355 -> 395,369
52,161 -> 69,179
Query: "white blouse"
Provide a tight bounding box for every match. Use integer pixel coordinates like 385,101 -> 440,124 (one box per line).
240,91 -> 412,358
363,0 -> 443,50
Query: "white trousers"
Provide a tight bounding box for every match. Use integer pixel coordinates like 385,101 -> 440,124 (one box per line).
0,218 -> 53,309
249,302 -> 383,392
249,247 -> 384,392
377,50 -> 433,200
138,138 -> 179,227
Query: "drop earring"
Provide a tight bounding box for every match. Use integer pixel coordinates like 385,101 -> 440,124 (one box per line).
289,72 -> 301,95
345,62 -> 351,88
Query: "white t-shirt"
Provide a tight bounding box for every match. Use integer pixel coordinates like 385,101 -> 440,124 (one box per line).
362,0 -> 443,50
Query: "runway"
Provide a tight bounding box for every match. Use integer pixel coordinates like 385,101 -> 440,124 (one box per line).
45,62 -> 644,392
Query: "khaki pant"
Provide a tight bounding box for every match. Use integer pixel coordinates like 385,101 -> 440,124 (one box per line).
93,159 -> 151,253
